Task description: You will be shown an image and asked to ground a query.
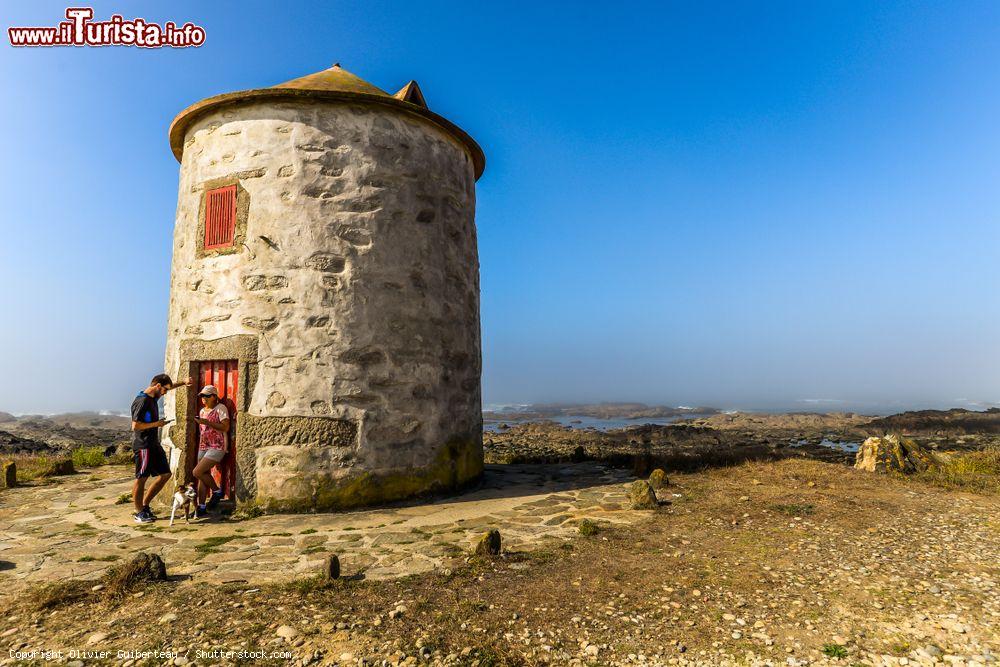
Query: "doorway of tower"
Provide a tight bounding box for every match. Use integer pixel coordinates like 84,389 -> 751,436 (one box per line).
192,360 -> 238,501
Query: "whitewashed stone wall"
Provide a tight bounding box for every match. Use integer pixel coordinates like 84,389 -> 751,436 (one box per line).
162,99 -> 482,510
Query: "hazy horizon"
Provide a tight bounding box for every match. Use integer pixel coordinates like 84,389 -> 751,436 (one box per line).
2,1 -> 998,415
5,397 -> 998,421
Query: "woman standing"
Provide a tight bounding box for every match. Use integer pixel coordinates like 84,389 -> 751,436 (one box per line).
191,385 -> 229,518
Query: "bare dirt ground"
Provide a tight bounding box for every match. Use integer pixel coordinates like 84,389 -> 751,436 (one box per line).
2,458 -> 998,667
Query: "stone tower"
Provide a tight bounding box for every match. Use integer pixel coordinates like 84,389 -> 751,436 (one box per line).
161,64 -> 485,511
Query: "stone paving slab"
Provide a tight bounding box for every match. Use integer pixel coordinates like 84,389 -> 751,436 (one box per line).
0,462 -> 645,590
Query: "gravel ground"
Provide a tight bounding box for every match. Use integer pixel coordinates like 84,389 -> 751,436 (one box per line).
2,458 -> 998,667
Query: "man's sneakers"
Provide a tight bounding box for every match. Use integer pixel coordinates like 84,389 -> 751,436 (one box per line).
133,505 -> 158,524
206,489 -> 224,511
195,505 -> 208,519
133,508 -> 155,523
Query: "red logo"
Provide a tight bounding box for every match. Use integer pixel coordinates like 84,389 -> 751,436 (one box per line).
8,7 -> 206,48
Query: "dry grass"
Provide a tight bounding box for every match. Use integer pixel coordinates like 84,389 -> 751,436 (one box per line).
11,454 -> 74,482
915,446 -> 1000,493
7,447 -> 131,486
25,580 -> 89,610
102,553 -> 168,600
23,554 -> 168,610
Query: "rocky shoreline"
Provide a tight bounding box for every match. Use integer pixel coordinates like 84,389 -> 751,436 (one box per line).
2,408 -> 998,474
485,409 -> 1000,471
0,412 -> 130,456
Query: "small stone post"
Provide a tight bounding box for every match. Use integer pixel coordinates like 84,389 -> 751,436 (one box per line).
474,529 -> 502,556
322,554 -> 341,580
648,468 -> 670,490
1,461 -> 15,488
628,480 -> 659,510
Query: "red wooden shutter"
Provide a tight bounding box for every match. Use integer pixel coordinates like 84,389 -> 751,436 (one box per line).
204,185 -> 237,250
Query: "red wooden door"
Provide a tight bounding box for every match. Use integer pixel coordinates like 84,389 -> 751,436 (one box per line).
197,360 -> 238,499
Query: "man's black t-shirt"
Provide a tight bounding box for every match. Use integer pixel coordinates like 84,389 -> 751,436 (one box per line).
131,392 -> 160,451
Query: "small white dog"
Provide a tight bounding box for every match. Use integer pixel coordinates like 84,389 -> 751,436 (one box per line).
169,483 -> 198,526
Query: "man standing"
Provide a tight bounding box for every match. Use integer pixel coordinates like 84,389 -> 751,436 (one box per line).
130,373 -> 191,523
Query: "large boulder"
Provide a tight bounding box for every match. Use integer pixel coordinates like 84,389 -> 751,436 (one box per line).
854,434 -> 939,474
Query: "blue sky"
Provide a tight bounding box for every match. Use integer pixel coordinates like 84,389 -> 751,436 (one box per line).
1,1 -> 998,414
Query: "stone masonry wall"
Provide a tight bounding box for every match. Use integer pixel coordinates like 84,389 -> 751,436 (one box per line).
162,99 -> 483,510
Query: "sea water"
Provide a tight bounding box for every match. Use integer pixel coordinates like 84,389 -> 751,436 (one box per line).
483,414 -> 705,433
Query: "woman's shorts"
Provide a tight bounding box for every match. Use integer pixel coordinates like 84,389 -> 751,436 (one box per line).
197,448 -> 226,463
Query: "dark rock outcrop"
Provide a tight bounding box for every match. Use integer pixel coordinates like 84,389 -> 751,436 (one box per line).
864,408 -> 1000,436
0,431 -> 57,456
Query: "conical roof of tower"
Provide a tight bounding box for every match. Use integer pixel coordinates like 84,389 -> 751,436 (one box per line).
274,63 -> 390,97
169,64 -> 484,179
